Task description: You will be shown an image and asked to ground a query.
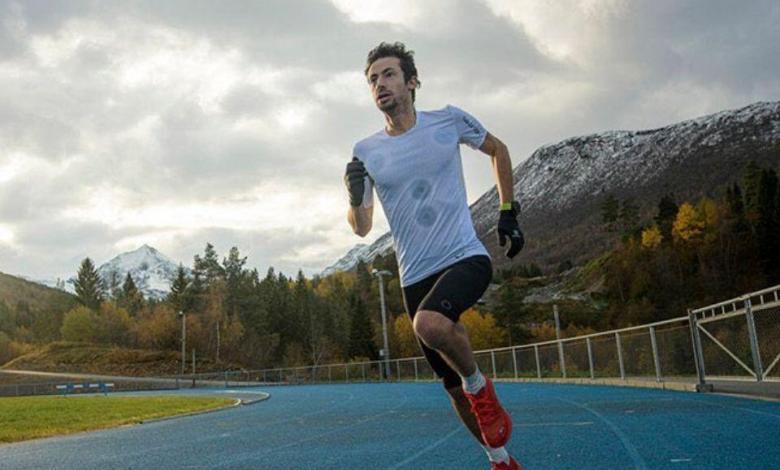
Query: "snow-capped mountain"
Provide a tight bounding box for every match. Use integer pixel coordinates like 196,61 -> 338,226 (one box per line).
96,245 -> 186,300
321,232 -> 395,277
325,101 -> 780,274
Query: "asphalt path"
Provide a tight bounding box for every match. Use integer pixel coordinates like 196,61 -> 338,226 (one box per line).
2,383 -> 779,469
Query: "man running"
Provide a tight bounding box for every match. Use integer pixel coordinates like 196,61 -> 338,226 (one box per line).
344,42 -> 525,470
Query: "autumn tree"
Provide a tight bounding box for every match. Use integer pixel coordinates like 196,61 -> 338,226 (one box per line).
73,258 -> 105,310
61,306 -> 98,342
641,225 -> 663,250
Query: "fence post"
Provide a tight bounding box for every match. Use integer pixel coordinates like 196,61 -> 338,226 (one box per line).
328,366 -> 332,383
744,298 -> 764,382
512,347 -> 518,379
615,332 -> 625,380
345,364 -> 349,383
491,351 -> 497,379
414,358 -> 419,381
362,363 -> 366,382
554,305 -> 567,378
224,371 -> 228,388
534,345 -> 541,379
586,337 -> 594,379
649,326 -> 662,382
397,360 -> 401,382
688,309 -> 710,391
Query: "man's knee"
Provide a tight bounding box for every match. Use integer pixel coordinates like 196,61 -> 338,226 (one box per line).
413,309 -> 453,349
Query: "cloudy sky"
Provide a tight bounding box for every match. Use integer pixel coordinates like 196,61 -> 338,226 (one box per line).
1,0 -> 779,282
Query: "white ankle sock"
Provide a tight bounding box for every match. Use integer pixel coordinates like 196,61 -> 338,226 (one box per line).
482,444 -> 509,464
462,367 -> 486,394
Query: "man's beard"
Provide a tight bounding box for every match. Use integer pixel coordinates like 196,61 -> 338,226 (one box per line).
378,98 -> 398,113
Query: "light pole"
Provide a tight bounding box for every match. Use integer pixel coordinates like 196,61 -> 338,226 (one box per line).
178,310 -> 186,375
372,269 -> 392,380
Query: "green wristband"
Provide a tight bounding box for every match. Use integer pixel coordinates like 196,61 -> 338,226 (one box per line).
499,202 -> 512,211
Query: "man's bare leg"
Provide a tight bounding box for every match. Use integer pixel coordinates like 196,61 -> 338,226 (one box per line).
446,385 -> 485,443
412,309 -> 477,376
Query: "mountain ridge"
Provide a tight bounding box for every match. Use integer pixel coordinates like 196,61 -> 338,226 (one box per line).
324,100 -> 780,274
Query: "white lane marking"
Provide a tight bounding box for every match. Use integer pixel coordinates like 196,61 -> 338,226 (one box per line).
558,398 -> 648,470
671,458 -> 692,463
386,425 -> 463,469
676,396 -> 780,419
518,421 -> 593,427
211,394 -> 411,468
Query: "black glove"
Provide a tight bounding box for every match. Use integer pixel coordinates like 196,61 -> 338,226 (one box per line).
497,201 -> 524,258
344,157 -> 367,207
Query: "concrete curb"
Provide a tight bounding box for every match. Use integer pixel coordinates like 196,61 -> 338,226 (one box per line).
494,377 -> 698,392
137,391 -> 271,424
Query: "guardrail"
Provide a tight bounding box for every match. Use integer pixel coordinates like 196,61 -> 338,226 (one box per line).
56,382 -> 115,396
196,284 -> 779,392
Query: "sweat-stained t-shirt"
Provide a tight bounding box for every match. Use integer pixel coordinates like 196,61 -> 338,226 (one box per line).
352,105 -> 490,287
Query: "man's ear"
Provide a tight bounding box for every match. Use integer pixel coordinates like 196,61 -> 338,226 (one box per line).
407,76 -> 419,91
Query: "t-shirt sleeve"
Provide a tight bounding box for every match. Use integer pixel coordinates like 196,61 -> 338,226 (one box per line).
446,105 -> 487,150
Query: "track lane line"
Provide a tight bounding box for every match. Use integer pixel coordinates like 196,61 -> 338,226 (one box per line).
557,397 -> 648,470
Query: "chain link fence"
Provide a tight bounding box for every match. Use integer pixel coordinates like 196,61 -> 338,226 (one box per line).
5,285 -> 778,395
204,285 -> 778,392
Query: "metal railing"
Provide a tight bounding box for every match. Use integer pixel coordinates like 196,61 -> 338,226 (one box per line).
198,284 -> 779,392
5,285 -> 776,396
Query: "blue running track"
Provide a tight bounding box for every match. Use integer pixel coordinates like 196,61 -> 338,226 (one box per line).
2,383 -> 779,469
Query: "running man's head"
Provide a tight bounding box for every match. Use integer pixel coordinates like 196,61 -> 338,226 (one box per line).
364,42 -> 420,113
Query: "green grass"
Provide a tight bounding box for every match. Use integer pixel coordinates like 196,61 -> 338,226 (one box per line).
0,395 -> 235,443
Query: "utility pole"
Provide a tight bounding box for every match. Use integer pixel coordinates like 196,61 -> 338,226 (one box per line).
216,320 -> 220,363
372,269 -> 392,380
178,310 -> 186,375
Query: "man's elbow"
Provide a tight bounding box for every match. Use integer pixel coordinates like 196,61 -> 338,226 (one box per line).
354,224 -> 372,237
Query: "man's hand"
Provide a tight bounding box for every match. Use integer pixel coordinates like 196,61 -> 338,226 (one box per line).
345,157 -> 367,207
497,201 -> 524,258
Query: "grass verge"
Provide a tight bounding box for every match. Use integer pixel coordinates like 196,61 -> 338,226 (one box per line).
0,395 -> 235,443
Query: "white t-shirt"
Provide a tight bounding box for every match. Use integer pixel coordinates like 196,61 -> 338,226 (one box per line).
353,105 -> 490,287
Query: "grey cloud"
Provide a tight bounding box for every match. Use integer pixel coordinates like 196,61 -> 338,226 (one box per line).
1,0 -> 780,280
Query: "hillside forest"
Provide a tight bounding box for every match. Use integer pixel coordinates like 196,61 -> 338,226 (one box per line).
1,162 -> 778,371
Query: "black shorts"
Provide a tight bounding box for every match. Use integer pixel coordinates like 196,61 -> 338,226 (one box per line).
401,255 -> 493,389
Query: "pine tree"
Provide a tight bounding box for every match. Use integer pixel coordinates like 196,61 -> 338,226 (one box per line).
73,258 -> 105,310
348,293 -> 377,360
194,243 -> 225,285
118,273 -> 144,315
601,194 -> 619,231
223,246 -> 247,317
107,270 -> 122,300
619,198 -> 640,236
168,264 -> 190,312
655,194 -> 678,241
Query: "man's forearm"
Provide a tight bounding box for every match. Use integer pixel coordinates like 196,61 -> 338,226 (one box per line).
348,205 -> 372,237
490,143 -> 514,205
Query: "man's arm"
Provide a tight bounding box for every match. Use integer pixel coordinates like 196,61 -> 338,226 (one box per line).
344,157 -> 374,237
479,132 -> 513,205
479,132 -> 525,258
348,204 -> 373,237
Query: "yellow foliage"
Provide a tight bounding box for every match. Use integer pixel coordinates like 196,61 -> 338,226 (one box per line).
460,308 -> 508,350
393,314 -> 419,358
698,198 -> 720,228
641,225 -> 663,249
672,202 -> 705,242
61,306 -> 98,342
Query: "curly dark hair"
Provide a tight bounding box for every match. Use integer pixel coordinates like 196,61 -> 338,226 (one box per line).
364,41 -> 421,102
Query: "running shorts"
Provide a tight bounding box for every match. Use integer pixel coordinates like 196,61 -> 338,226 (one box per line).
401,255 -> 493,389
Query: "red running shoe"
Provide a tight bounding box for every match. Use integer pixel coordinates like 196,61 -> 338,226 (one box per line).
491,456 -> 521,470
465,377 -> 512,447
